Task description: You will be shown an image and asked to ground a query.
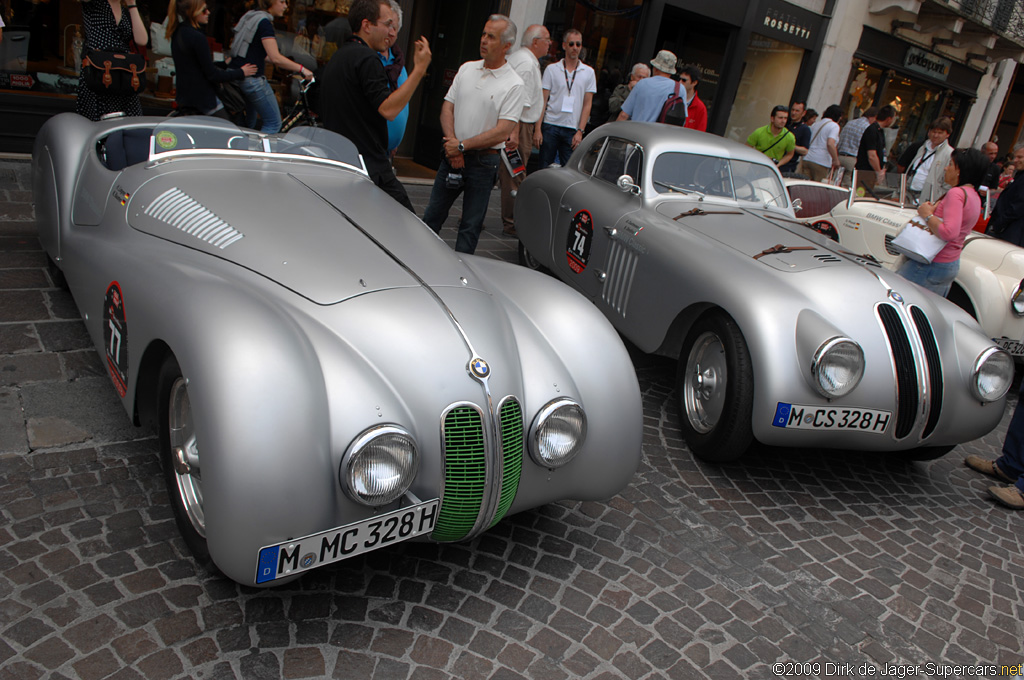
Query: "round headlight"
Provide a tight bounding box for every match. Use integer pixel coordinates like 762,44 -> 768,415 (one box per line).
972,347 -> 1013,402
529,399 -> 587,469
1011,279 -> 1024,317
340,426 -> 417,506
811,337 -> 865,397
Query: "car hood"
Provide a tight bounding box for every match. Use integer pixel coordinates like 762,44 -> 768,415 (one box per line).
660,203 -> 882,273
127,167 -> 475,305
964,231 -> 1024,275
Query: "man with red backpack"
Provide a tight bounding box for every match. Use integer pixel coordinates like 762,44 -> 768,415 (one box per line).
616,50 -> 685,124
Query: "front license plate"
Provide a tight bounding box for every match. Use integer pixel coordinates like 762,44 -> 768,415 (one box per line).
772,402 -> 892,433
255,499 -> 439,584
996,337 -> 1024,356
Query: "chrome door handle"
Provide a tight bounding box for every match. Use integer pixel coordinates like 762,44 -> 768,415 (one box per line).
594,270 -> 607,283
604,226 -> 617,237
560,203 -> 573,213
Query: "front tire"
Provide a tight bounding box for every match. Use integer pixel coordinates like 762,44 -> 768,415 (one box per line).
677,313 -> 754,462
158,355 -> 216,573
518,240 -> 548,273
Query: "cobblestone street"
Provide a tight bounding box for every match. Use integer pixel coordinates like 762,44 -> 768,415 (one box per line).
1,157 -> 1023,679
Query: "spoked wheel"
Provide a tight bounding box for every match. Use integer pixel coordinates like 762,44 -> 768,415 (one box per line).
158,356 -> 216,572
518,240 -> 549,273
677,313 -> 754,462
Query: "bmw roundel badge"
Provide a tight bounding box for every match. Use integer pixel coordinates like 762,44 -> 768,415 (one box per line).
889,290 -> 904,303
469,358 -> 490,379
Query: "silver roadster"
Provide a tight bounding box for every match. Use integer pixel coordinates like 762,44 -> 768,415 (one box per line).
32,113 -> 642,587
515,121 -> 1012,463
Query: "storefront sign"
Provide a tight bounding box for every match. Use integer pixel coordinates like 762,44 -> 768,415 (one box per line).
762,8 -> 812,41
904,47 -> 950,81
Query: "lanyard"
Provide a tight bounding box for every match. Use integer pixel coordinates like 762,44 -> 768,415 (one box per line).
562,60 -> 578,94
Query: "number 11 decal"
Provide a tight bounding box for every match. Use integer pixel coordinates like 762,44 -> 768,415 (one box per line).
103,282 -> 129,398
566,209 -> 593,274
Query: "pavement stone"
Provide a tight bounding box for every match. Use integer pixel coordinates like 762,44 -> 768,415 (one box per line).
1,157 -> 1024,679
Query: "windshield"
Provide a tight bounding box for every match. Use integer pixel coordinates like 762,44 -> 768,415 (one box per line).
652,152 -> 788,207
147,125 -> 362,169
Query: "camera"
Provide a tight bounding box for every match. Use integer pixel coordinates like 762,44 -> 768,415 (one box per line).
446,172 -> 464,190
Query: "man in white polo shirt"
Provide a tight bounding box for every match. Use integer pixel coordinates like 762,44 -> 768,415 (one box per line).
498,23 -> 549,237
535,28 -> 596,168
423,14 -> 525,254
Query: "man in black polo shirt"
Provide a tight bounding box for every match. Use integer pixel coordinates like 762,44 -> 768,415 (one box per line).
320,0 -> 430,211
855,105 -> 896,195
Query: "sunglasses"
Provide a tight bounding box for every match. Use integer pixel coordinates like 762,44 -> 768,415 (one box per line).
566,41 -> 581,47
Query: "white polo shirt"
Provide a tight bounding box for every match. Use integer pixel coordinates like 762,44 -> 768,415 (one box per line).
541,59 -> 597,130
506,47 -> 543,125
445,60 -> 525,149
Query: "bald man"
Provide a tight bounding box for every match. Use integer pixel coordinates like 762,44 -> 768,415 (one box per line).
980,141 -> 1002,202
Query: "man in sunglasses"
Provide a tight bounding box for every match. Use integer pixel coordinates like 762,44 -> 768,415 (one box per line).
535,29 -> 596,168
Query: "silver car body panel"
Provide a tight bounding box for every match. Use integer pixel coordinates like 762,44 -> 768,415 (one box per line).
517,122 -> 1007,452
34,113 -> 643,586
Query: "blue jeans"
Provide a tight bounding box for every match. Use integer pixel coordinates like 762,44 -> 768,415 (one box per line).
997,383 -> 1024,493
423,153 -> 500,254
896,258 -> 959,297
240,76 -> 281,134
539,123 -> 575,169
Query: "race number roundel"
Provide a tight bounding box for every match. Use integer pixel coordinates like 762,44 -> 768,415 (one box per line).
103,282 -> 129,398
566,209 -> 593,274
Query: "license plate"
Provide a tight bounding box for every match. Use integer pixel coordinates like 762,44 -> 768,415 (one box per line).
255,499 -> 439,584
996,338 -> 1024,356
772,403 -> 892,433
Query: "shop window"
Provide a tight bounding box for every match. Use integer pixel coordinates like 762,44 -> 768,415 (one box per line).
842,60 -> 882,122
724,33 -> 803,145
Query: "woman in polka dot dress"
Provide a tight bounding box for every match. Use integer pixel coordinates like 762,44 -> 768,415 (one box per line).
76,0 -> 149,121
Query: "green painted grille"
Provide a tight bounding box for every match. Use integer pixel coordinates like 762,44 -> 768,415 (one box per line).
431,399 -> 526,542
491,399 -> 524,527
432,407 -> 486,541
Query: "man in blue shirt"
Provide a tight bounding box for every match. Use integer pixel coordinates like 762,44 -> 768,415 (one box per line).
377,0 -> 409,156
617,50 -> 684,123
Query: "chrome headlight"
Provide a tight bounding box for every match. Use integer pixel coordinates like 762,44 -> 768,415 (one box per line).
340,425 -> 417,506
972,347 -> 1013,402
811,337 -> 864,397
1011,279 -> 1024,317
528,399 -> 586,468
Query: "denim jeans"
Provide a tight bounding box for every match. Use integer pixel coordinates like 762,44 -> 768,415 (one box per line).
896,257 -> 959,297
539,123 -> 575,169
240,76 -> 281,134
423,152 -> 500,254
997,383 -> 1024,493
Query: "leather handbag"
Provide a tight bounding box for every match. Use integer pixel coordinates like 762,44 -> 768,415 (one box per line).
82,47 -> 147,96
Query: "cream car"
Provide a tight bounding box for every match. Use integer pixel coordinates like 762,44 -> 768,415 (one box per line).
788,179 -> 1024,358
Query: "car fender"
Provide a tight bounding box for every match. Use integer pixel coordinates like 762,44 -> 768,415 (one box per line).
463,256 -> 642,502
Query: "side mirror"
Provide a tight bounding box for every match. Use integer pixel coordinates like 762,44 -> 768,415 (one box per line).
790,197 -> 802,213
616,174 -> 640,195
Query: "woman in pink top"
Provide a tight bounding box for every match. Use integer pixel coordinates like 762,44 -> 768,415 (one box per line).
897,147 -> 988,296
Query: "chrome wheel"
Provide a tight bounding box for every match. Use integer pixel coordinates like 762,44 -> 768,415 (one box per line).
683,330 -> 727,434
168,377 -> 204,537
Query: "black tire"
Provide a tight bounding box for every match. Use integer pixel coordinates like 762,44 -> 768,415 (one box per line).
677,313 -> 754,462
518,240 -> 549,274
157,355 -> 217,573
896,445 -> 956,462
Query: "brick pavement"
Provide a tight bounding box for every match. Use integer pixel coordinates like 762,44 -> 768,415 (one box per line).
1,156 -> 1023,680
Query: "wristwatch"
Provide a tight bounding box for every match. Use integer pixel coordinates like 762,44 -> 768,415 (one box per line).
457,141 -> 465,153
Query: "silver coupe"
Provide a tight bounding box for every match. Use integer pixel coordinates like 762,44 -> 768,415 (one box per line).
32,114 -> 642,586
515,121 -> 1012,463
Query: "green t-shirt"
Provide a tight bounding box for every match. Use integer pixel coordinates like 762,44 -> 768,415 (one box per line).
747,125 -> 795,162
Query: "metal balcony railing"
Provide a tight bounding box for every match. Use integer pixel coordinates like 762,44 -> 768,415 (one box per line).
947,0 -> 1024,47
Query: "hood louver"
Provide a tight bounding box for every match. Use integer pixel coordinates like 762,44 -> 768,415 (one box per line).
144,187 -> 244,249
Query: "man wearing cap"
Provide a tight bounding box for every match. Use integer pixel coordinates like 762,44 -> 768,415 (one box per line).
616,50 -> 685,124
535,29 -> 597,169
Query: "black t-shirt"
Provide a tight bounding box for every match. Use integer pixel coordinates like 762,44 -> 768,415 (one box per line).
855,122 -> 886,171
780,122 -> 810,173
320,36 -> 392,165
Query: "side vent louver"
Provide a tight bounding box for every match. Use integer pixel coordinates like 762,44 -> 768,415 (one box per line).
145,188 -> 244,249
